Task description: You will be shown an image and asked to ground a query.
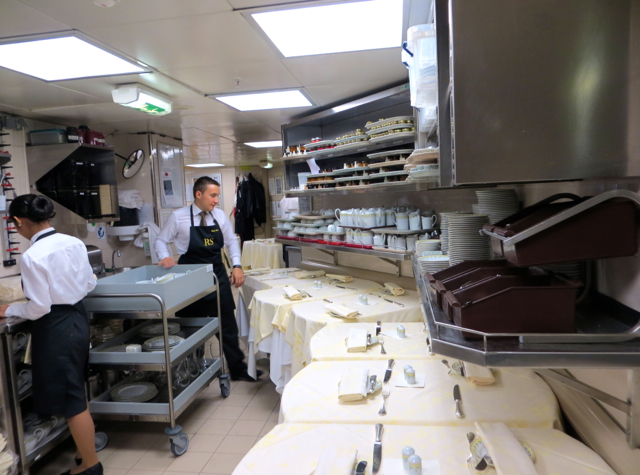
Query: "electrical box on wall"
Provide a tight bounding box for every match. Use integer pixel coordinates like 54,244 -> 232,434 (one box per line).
157,142 -> 185,209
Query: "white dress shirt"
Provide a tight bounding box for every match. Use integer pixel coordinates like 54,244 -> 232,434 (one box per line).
6,228 -> 97,321
154,205 -> 242,266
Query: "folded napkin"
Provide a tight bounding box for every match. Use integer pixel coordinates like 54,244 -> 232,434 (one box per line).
326,273 -> 353,283
245,267 -> 271,275
346,328 -> 368,352
465,363 -> 495,385
283,286 -> 303,300
338,367 -> 369,401
475,422 -> 538,475
326,303 -> 359,319
384,282 -> 405,296
313,447 -> 357,475
295,270 -> 326,279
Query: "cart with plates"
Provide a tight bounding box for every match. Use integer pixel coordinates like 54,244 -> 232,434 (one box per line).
83,265 -> 227,456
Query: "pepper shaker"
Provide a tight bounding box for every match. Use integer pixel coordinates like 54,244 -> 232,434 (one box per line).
397,324 -> 406,338
408,454 -> 422,474
404,365 -> 416,384
402,446 -> 415,470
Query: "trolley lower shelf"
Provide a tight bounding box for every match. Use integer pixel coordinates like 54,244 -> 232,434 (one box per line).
89,358 -> 222,422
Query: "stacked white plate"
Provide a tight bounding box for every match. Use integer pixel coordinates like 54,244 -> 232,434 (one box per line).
440,212 -> 473,254
110,382 -> 158,402
475,189 -> 519,224
418,255 -> 450,274
0,451 -> 16,475
139,322 -> 181,338
142,335 -> 184,352
415,239 -> 441,255
447,214 -> 492,265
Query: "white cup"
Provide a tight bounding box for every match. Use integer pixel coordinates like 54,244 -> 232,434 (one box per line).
407,236 -> 417,251
328,224 -> 336,232
395,213 -> 409,231
385,209 -> 396,226
373,233 -> 386,246
358,231 -> 374,245
336,225 -> 344,233
422,215 -> 438,229
362,212 -> 376,228
389,235 -> 407,250
375,208 -> 385,227
346,228 -> 357,244
409,213 -> 421,230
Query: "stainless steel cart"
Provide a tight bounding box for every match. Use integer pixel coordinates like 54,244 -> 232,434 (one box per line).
83,265 -> 229,456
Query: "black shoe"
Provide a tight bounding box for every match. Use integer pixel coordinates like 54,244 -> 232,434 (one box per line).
61,462 -> 103,475
230,369 -> 263,382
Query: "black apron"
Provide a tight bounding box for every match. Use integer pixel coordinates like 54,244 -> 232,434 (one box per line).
176,206 -> 235,317
29,230 -> 90,419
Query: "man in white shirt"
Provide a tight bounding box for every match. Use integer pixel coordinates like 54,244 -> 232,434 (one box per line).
155,177 -> 259,382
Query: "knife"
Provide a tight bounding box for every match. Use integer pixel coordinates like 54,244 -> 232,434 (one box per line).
383,359 -> 395,383
336,285 -> 358,290
454,384 -> 465,418
368,293 -> 405,307
372,423 -> 383,474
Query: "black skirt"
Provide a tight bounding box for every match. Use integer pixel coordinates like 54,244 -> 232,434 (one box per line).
30,302 -> 90,419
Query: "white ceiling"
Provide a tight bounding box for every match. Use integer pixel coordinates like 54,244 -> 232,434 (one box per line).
0,0 -> 410,166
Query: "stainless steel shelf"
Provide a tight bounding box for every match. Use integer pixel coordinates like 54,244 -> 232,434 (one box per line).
413,256 -> 640,368
276,238 -> 412,261
285,178 -> 439,197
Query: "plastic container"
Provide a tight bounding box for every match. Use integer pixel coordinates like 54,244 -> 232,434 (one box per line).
30,129 -> 67,145
407,25 -> 438,109
443,272 -> 582,339
485,194 -> 638,266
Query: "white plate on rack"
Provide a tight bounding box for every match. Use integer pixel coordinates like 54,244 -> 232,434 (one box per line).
332,166 -> 371,174
365,116 -> 415,129
334,134 -> 369,145
303,139 -> 335,149
366,149 -> 414,159
367,160 -> 407,169
369,131 -> 416,144
368,170 -> 409,179
366,123 -> 415,136
332,141 -> 371,152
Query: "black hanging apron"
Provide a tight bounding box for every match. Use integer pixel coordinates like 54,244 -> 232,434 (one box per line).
28,230 -> 90,419
176,206 -> 235,317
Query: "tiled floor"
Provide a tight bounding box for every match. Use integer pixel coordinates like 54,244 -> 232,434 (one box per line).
31,361 -> 278,475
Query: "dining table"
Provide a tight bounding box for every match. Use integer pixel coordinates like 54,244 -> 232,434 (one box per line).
280,359 -> 562,429
231,423 -> 616,475
240,239 -> 285,270
285,290 -> 424,377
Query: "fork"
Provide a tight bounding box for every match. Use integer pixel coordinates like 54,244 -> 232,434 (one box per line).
378,335 -> 387,355
378,384 -> 390,416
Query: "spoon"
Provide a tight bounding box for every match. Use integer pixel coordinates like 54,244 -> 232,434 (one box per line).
441,359 -> 452,374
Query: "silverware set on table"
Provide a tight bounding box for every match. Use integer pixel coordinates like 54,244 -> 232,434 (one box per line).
378,359 -> 394,416
368,293 -> 405,307
375,321 -> 387,355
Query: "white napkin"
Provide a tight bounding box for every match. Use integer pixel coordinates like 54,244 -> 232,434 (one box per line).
295,270 -> 326,279
474,422 -> 538,475
326,273 -> 353,283
283,286 -> 303,300
313,447 -> 357,475
346,328 -> 368,353
384,282 -> 405,296
337,367 -> 369,401
326,303 -> 359,318
465,363 -> 495,386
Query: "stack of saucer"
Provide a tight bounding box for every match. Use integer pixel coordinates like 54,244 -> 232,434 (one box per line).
475,189 -> 519,224
142,335 -> 184,352
110,382 -> 158,403
447,214 -> 491,265
415,239 -> 441,255
418,255 -> 450,274
440,212 -> 473,254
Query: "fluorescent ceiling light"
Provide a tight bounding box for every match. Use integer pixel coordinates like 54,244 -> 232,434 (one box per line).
252,0 -> 403,58
112,84 -> 172,116
245,141 -> 282,148
0,35 -> 147,81
215,90 -> 311,111
259,160 -> 274,169
185,163 -> 225,168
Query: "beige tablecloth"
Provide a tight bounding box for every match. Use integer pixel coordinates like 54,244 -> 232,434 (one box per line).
248,278 -> 380,347
241,239 -> 285,270
285,290 -> 425,376
309,322 -> 432,363
232,424 -> 616,475
280,359 -> 562,429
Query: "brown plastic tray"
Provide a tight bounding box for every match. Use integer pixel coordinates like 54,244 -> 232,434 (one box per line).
483,193 -> 638,266
443,273 -> 582,339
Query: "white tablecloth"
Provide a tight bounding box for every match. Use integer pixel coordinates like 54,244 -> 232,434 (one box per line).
241,239 -> 285,270
232,424 -> 616,475
309,322 -> 432,363
285,290 -> 424,376
280,359 -> 562,429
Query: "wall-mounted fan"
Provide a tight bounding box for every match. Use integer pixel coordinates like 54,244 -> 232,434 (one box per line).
116,149 -> 145,178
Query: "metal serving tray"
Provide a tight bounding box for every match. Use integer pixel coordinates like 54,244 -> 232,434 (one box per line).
89,318 -> 219,369
84,265 -> 215,314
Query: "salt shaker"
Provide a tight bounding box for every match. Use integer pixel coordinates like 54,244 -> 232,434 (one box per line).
408,454 -> 422,474
402,446 -> 415,470
359,294 -> 368,305
397,324 -> 406,338
314,280 -> 322,289
404,365 -> 416,384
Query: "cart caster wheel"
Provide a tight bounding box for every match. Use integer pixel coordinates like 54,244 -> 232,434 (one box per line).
169,433 -> 189,456
219,374 -> 231,398
95,432 -> 108,452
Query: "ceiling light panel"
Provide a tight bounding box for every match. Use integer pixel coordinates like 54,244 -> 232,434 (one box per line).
245,141 -> 282,148
0,35 -> 147,81
185,163 -> 226,168
252,0 -> 403,58
214,90 -> 311,111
